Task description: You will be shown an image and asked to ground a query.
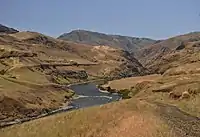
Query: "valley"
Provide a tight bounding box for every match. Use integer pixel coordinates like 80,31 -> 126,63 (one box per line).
0,24 -> 200,137
0,24 -> 147,126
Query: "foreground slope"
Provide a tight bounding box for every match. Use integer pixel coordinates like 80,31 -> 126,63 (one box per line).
1,99 -> 200,137
58,30 -> 156,52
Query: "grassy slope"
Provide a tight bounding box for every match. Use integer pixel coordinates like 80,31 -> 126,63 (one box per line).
2,98 -> 200,137
0,99 -> 176,137
107,73 -> 200,118
135,32 -> 200,73
107,74 -> 161,90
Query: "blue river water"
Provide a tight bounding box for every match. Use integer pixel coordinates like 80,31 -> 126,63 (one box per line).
69,83 -> 121,109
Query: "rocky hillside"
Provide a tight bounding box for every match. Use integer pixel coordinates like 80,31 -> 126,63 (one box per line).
0,24 -> 19,34
58,30 -> 156,52
135,32 -> 200,73
0,25 -> 148,123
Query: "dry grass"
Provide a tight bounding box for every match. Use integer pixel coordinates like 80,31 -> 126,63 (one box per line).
163,62 -> 200,76
0,99 -> 176,137
105,112 -> 174,137
106,71 -> 200,118
0,74 -> 73,120
108,74 -> 161,90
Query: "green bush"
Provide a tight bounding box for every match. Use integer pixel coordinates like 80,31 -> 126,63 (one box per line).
129,87 -> 140,97
118,87 -> 141,99
64,89 -> 75,99
118,89 -> 131,99
52,75 -> 70,84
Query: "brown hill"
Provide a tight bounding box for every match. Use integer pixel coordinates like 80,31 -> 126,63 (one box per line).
104,32 -> 200,120
135,32 -> 200,73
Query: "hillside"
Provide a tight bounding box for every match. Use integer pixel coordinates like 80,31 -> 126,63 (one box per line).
1,95 -> 200,137
58,30 -> 156,52
0,24 -> 19,34
135,32 -> 200,73
0,25 -> 148,123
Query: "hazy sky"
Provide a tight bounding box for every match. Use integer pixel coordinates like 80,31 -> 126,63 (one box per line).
0,0 -> 200,39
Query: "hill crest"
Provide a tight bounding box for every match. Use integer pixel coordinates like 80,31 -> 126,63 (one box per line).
58,30 -> 156,52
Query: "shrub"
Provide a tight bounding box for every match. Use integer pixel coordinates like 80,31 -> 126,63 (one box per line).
118,89 -> 131,99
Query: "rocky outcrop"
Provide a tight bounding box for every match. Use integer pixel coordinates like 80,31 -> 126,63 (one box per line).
51,70 -> 88,80
0,49 -> 37,59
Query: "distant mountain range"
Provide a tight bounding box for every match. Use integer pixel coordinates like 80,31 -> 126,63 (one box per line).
58,30 -> 157,52
0,24 -> 19,34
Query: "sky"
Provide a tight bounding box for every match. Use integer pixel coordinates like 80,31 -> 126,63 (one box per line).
0,0 -> 200,39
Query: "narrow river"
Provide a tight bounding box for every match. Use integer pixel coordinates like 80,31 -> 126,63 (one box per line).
69,83 -> 121,109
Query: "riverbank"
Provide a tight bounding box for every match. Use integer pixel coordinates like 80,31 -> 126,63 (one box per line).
0,81 -> 121,129
0,106 -> 74,129
67,79 -> 105,87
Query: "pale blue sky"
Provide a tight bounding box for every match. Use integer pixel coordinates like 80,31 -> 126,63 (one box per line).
0,0 -> 200,39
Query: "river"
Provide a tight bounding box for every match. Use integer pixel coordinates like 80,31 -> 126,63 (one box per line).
0,82 -> 121,128
69,83 -> 121,109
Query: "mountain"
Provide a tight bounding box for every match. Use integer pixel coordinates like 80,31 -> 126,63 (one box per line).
58,30 -> 156,52
0,24 -> 19,34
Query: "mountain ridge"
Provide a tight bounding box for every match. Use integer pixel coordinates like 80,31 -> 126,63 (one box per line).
58,29 -> 157,52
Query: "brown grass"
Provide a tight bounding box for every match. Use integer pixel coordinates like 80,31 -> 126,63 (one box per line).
108,74 -> 161,90
105,112 -> 172,137
0,99 -> 175,137
106,72 -> 200,118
